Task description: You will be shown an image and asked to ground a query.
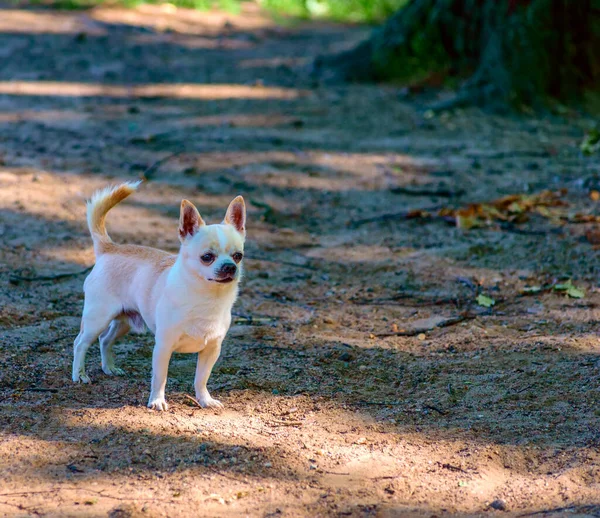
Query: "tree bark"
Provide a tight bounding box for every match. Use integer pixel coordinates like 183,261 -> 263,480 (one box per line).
314,0 -> 600,108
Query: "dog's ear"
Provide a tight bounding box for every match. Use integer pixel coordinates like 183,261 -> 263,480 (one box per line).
223,196 -> 246,235
179,200 -> 205,242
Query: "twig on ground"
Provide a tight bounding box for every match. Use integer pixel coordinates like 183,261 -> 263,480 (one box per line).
436,462 -> 468,473
9,265 -> 93,285
24,387 -> 58,393
351,294 -> 466,307
233,316 -> 277,325
268,419 -> 303,427
0,488 -> 170,503
0,501 -> 40,515
391,185 -> 465,198
465,150 -> 554,160
141,150 -> 186,181
357,400 -> 403,406
182,394 -> 203,409
515,384 -> 535,394
423,404 -> 448,415
519,504 -> 600,517
323,471 -> 350,476
375,313 -> 476,337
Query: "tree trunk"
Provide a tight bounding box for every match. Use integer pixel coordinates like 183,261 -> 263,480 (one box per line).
314,0 -> 600,108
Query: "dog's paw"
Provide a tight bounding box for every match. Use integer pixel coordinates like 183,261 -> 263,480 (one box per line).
103,365 -> 126,376
147,396 -> 169,411
73,372 -> 91,384
196,394 -> 224,409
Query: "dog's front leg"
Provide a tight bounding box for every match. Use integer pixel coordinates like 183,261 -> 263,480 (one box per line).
194,338 -> 223,408
148,330 -> 178,411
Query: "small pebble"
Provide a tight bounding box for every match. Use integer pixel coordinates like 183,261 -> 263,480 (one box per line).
490,499 -> 507,511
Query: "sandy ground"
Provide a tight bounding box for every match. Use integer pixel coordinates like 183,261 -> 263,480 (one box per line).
1,3 -> 600,517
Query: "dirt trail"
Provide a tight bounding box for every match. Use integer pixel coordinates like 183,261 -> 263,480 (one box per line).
1,3 -> 600,517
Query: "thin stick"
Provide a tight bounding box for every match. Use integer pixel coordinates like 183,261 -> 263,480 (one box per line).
424,404 -> 448,415
24,388 -> 58,393
436,462 -> 468,473
515,384 -> 535,394
268,420 -> 303,427
357,400 -> 403,406
0,501 -> 40,514
391,186 -> 465,198
9,265 -> 93,285
375,314 -> 476,337
182,394 -> 203,408
519,504 -> 600,517
0,488 -> 170,503
141,149 -> 186,181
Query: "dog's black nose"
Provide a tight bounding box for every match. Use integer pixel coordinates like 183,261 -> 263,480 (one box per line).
219,263 -> 237,276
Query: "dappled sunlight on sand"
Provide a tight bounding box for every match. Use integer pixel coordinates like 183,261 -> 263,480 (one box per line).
0,10 -> 107,36
0,81 -> 308,100
0,4 -> 273,37
2,400 -> 599,515
91,3 -> 273,34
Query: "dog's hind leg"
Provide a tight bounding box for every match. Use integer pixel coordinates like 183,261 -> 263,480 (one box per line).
100,318 -> 130,376
72,303 -> 119,383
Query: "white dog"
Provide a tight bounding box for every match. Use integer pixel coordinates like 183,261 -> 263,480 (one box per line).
72,182 -> 245,411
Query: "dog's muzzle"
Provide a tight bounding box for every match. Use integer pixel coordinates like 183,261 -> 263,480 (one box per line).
213,262 -> 237,283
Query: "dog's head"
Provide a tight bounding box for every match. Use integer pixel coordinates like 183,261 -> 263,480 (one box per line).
178,196 -> 246,285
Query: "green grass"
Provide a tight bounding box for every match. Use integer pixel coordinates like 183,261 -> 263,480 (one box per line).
22,0 -> 406,23
260,0 -> 407,23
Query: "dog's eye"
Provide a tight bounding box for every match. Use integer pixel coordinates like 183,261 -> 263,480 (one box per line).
232,252 -> 243,263
200,253 -> 215,264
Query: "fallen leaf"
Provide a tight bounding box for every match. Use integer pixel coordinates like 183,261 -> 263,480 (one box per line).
476,294 -> 495,308
456,212 -> 478,230
566,285 -> 585,299
553,280 -> 585,298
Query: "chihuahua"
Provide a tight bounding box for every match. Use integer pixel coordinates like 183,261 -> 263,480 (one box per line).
72,181 -> 245,411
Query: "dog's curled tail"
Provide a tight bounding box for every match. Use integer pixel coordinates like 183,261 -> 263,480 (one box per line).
87,181 -> 141,255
